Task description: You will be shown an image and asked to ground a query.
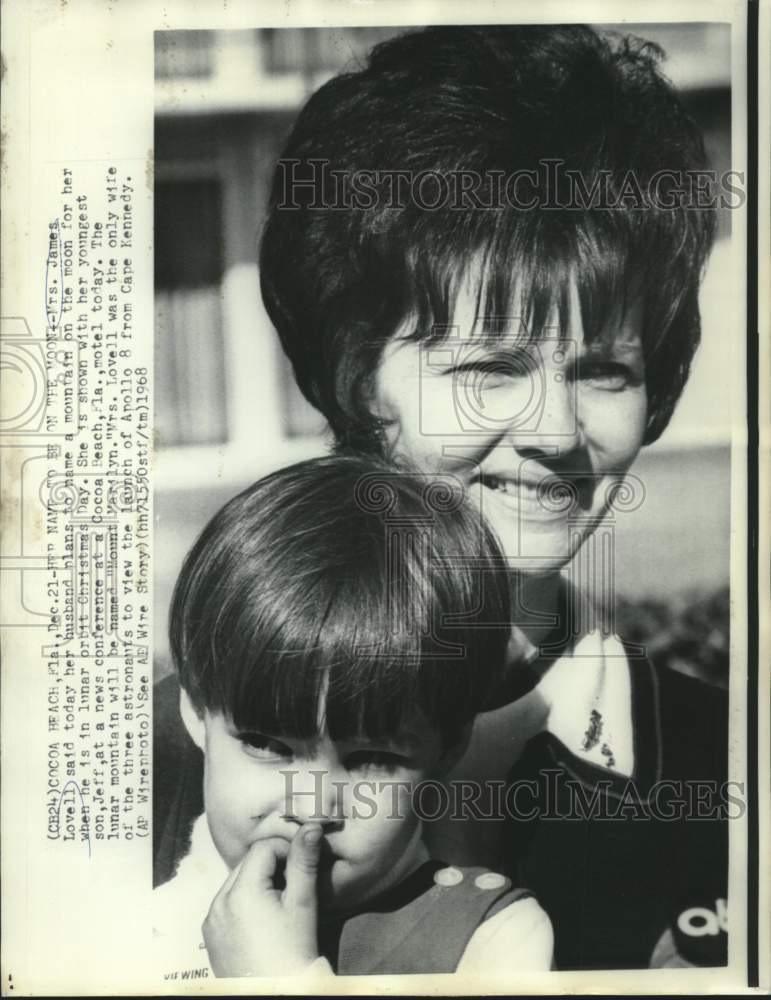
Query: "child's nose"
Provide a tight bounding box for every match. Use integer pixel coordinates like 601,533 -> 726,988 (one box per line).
280,766 -> 346,825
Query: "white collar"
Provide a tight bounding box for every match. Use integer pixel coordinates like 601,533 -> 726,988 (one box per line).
537,626 -> 634,775
477,584 -> 635,777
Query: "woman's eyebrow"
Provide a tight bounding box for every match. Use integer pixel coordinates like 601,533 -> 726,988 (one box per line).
469,325 -> 534,348
443,339 -> 535,363
580,339 -> 643,359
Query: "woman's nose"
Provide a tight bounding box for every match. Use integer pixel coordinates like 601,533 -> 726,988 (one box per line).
506,345 -> 582,456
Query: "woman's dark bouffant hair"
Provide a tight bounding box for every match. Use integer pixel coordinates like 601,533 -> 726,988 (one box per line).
260,25 -> 716,452
169,454 -> 511,746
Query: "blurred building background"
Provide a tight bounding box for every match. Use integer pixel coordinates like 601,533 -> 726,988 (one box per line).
153,23 -> 734,676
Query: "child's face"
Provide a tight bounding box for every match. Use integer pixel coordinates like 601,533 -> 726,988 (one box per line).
373,278 -> 648,573
194,707 -> 447,913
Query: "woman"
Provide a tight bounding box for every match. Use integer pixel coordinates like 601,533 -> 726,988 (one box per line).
156,24 -> 728,971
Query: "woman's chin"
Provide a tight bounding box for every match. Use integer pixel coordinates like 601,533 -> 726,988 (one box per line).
489,514 -> 604,574
495,530 -> 575,573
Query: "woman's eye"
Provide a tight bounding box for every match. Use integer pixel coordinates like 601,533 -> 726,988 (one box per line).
455,361 -> 518,376
578,362 -> 640,391
448,360 -> 523,389
237,732 -> 293,761
345,750 -> 407,774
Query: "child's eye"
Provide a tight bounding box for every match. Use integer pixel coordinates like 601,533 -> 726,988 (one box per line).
578,361 -> 641,392
237,732 -> 293,761
344,750 -> 409,774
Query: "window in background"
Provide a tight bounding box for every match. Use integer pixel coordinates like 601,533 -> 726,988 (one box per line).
154,178 -> 229,448
261,26 -> 402,76
155,29 -> 216,80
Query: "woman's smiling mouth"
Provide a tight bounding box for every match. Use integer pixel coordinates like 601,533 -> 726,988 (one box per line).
471,471 -> 596,519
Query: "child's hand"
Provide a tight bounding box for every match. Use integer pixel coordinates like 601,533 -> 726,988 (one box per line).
203,824 -> 323,978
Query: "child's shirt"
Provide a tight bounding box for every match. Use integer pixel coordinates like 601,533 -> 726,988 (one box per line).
153,814 -> 553,981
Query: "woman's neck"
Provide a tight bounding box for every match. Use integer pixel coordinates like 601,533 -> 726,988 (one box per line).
509,571 -> 564,651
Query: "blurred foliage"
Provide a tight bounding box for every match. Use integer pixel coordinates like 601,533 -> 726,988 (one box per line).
616,587 -> 730,689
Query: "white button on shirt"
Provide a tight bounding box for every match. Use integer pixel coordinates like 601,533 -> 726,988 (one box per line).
474,872 -> 508,890
433,866 -> 464,887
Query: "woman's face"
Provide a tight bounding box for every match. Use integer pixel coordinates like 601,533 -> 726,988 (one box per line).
372,279 -> 648,574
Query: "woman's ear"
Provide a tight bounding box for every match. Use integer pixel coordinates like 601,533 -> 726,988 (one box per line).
179,688 -> 206,752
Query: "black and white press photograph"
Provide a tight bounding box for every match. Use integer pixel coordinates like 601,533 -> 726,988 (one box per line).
148,16 -> 746,983
1,0 -> 765,995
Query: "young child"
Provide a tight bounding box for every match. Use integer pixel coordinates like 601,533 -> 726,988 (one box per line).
154,454 -> 553,979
